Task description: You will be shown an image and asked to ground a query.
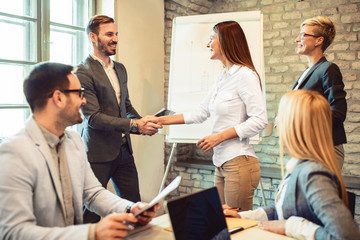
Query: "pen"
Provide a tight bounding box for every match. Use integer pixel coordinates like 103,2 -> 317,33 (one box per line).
122,220 -> 133,229
230,208 -> 239,211
229,227 -> 244,234
112,212 -> 134,229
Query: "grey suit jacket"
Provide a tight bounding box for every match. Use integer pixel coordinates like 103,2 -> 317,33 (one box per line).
264,160 -> 360,240
76,56 -> 141,163
0,117 -> 132,240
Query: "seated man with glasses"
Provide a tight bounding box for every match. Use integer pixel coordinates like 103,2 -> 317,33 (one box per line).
48,88 -> 85,98
0,62 -> 157,240
293,16 -> 347,168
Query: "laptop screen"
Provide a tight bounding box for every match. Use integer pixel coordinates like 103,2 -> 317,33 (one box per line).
166,187 -> 230,240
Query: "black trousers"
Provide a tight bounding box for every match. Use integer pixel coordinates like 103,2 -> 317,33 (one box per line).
83,142 -> 141,223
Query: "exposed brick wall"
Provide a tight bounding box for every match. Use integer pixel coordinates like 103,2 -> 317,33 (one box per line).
164,0 -> 360,226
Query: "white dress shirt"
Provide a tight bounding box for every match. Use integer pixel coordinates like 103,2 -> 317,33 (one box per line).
293,68 -> 310,90
183,65 -> 268,167
91,54 -> 121,104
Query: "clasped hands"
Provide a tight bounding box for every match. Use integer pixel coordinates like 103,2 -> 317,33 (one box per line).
95,202 -> 159,240
141,116 -> 223,151
135,116 -> 163,136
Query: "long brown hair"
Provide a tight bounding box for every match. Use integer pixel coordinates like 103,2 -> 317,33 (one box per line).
278,90 -> 348,206
213,21 -> 261,86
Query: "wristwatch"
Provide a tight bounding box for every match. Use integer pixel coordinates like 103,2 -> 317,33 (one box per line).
126,203 -> 135,213
130,119 -> 138,133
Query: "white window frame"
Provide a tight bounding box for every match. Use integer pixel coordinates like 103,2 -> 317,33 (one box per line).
0,0 -> 95,142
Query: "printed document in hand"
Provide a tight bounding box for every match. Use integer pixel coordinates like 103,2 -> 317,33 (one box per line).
134,176 -> 182,216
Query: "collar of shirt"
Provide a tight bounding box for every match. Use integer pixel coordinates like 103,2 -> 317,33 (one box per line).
286,158 -> 299,174
35,120 -> 65,150
294,68 -> 310,90
91,53 -> 114,69
227,64 -> 241,74
221,64 -> 241,76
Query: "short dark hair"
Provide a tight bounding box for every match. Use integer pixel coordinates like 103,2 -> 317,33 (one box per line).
23,62 -> 73,112
86,15 -> 114,35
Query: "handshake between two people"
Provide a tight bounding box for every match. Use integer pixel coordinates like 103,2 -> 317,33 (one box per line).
134,116 -> 163,136
136,115 -> 225,152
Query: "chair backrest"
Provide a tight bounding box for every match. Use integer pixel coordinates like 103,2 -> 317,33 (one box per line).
347,191 -> 356,218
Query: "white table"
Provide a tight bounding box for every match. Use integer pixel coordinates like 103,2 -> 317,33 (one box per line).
125,214 -> 294,240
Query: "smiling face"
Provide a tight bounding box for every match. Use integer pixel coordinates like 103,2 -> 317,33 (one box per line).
92,22 -> 118,57
207,31 -> 226,63
59,74 -> 86,126
295,25 -> 322,56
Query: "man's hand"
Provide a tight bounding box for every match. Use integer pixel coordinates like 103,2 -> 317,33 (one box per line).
258,220 -> 286,235
131,202 -> 159,225
136,116 -> 162,136
95,213 -> 137,240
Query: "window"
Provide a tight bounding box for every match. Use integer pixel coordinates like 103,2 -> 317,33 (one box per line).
0,0 -> 93,142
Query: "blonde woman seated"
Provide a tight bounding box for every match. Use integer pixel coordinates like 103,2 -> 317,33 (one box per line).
223,90 -> 360,240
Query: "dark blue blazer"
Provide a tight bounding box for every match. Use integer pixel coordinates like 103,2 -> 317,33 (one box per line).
293,57 -> 347,145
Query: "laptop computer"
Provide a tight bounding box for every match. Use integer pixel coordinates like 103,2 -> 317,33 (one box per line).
165,187 -> 231,240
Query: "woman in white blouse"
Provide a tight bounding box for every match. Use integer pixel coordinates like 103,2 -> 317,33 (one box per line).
153,21 -> 268,210
224,90 -> 360,240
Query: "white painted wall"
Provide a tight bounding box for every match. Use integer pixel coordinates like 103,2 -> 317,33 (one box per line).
113,0 -> 165,202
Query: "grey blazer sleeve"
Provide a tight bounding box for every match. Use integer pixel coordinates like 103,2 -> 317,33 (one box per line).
0,135 -> 91,240
298,166 -> 360,240
263,206 -> 278,221
0,123 -> 132,240
68,131 -> 133,216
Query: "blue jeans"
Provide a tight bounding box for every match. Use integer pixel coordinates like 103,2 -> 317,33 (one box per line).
214,155 -> 260,211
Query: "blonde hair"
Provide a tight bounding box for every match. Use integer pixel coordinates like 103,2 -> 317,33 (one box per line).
278,90 -> 348,206
301,16 -> 336,52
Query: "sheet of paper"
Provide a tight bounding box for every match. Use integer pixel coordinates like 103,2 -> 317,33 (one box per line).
149,176 -> 182,206
134,176 -> 182,216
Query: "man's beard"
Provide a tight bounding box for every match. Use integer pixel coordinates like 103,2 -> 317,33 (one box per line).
97,38 -> 116,56
59,104 -> 83,127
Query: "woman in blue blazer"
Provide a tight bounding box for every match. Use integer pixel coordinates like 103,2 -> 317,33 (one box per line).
224,90 -> 360,240
292,16 -> 347,168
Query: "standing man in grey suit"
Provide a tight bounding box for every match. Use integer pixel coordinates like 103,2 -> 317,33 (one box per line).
0,62 -> 157,240
76,15 -> 161,223
293,16 -> 347,168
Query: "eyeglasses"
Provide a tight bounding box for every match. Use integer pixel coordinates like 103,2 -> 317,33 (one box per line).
48,88 -> 85,98
297,32 -> 321,40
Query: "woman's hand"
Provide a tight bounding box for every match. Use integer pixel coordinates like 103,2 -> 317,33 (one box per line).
258,220 -> 286,235
197,133 -> 223,152
222,204 -> 240,218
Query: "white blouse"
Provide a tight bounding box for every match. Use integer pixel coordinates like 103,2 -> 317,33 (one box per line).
183,65 -> 268,167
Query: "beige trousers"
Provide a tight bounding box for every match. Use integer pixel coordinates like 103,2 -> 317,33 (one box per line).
214,155 -> 261,211
334,144 -> 344,169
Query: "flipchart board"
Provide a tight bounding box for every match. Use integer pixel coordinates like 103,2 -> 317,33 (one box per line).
166,11 -> 265,144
